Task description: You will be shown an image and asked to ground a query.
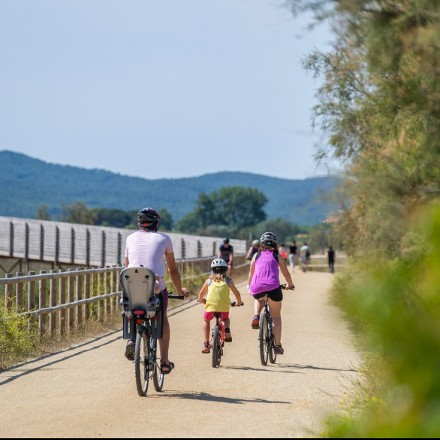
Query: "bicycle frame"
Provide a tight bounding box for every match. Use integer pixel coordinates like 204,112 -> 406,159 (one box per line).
210,313 -> 225,368
120,266 -> 185,396
259,294 -> 277,366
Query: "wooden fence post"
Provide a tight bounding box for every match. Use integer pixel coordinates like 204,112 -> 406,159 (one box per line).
39,270 -> 47,337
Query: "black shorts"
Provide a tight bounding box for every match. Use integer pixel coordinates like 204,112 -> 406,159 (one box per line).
253,286 -> 283,302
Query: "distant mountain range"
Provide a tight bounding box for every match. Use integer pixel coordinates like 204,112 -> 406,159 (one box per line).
0,150 -> 342,226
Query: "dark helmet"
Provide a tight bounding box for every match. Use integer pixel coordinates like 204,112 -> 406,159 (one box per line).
223,237 -> 230,243
260,231 -> 278,247
138,207 -> 160,231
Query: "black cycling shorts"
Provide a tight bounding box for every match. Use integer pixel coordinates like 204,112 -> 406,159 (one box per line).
253,285 -> 283,302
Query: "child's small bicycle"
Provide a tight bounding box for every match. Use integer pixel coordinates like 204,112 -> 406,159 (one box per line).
210,301 -> 243,368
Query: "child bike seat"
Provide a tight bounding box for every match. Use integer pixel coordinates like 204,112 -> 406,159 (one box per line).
120,267 -> 160,317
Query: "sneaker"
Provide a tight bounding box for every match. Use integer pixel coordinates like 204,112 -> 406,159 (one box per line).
125,340 -> 135,360
224,328 -> 232,342
201,342 -> 211,354
251,315 -> 260,329
274,344 -> 284,355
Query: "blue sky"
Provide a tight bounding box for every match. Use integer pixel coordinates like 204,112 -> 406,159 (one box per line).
0,0 -> 337,181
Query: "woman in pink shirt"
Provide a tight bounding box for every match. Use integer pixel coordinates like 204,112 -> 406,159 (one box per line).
248,232 -> 294,355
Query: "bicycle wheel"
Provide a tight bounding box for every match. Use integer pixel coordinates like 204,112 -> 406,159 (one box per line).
134,328 -> 150,396
268,317 -> 277,364
211,326 -> 221,368
153,337 -> 164,392
259,313 -> 269,366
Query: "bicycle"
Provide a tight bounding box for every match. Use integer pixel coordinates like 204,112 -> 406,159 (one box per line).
258,284 -> 294,366
120,266 -> 185,397
210,301 -> 244,368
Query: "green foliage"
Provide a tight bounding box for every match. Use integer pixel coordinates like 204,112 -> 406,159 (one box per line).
176,186 -> 268,234
0,303 -> 38,369
325,205 -> 440,437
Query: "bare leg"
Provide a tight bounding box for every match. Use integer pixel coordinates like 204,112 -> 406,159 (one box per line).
203,319 -> 210,342
268,299 -> 282,346
159,313 -> 170,363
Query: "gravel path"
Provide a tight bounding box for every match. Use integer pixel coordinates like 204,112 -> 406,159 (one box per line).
0,269 -> 360,438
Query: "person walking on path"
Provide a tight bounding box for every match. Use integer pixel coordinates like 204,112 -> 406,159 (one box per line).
327,246 -> 335,273
300,242 -> 311,273
248,232 -> 295,355
288,240 -> 297,272
124,207 -> 190,374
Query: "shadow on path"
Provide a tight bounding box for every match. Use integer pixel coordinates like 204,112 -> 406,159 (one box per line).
0,331 -> 121,386
156,390 -> 291,405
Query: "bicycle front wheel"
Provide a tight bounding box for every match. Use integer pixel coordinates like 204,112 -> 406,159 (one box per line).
134,329 -> 151,396
212,326 -> 221,368
259,313 -> 269,366
153,338 -> 164,392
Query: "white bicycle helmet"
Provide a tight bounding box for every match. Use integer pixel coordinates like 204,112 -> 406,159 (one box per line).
260,232 -> 278,246
252,239 -> 259,246
211,258 -> 228,269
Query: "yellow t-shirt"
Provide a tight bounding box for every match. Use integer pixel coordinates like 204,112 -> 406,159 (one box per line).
205,278 -> 231,313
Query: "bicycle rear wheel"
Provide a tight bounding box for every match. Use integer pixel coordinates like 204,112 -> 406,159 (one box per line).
153,338 -> 164,392
134,329 -> 151,396
268,323 -> 277,364
211,326 -> 221,368
259,313 -> 269,366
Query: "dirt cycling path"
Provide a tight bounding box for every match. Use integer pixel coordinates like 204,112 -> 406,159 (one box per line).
0,270 -> 360,438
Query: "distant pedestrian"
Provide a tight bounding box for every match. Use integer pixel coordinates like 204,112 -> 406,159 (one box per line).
278,243 -> 288,262
288,240 -> 297,272
327,246 -> 335,273
300,242 -> 310,273
246,240 -> 260,261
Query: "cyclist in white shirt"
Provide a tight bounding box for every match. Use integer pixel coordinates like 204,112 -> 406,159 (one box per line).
124,207 -> 189,374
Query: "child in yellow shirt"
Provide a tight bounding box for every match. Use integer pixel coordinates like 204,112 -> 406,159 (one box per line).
198,258 -> 243,353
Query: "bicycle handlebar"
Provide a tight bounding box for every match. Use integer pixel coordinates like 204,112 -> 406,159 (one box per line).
280,283 -> 295,291
230,301 -> 244,307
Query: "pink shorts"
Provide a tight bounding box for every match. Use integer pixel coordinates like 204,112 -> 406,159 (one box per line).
203,311 -> 229,321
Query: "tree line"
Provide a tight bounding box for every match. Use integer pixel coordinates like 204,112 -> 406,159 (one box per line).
36,185 -> 317,248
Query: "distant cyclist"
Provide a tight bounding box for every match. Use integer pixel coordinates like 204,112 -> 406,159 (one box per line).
246,239 -> 260,261
124,207 -> 190,374
300,242 -> 311,273
198,258 -> 243,353
248,232 -> 294,355
218,237 -> 234,275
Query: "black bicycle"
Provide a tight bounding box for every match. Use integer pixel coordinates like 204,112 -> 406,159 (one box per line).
120,266 -> 185,397
210,301 -> 243,368
132,292 -> 184,396
259,284 -> 293,366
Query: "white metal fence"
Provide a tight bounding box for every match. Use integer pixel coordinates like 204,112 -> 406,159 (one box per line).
0,216 -> 246,267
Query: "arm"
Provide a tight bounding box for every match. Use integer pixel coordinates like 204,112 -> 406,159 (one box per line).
125,256 -> 129,267
229,280 -> 243,306
165,251 -> 189,296
248,256 -> 256,286
278,257 -> 294,288
198,281 -> 209,304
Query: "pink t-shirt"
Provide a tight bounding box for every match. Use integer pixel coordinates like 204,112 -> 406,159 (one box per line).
125,229 -> 174,290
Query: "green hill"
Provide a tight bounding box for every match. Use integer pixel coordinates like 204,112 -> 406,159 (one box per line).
0,150 -> 342,226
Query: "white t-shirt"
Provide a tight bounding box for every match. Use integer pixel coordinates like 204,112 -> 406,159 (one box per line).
125,229 -> 174,290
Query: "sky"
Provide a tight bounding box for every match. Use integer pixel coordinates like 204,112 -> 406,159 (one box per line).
0,0 -> 338,181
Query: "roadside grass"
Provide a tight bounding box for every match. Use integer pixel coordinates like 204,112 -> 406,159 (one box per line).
320,205 -> 440,437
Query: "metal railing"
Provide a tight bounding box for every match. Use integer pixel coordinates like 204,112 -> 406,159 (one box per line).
0,256 -> 248,338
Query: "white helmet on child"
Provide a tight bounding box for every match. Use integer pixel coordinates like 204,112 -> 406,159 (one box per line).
211,258 -> 228,269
